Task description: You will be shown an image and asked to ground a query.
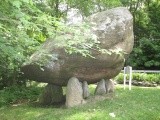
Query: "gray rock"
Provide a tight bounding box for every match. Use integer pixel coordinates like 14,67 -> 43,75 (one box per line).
65,77 -> 85,108
105,79 -> 115,93
152,82 -> 156,84
82,81 -> 90,99
21,7 -> 134,86
153,84 -> 158,87
95,79 -> 106,95
39,84 -> 65,105
138,82 -> 143,86
145,82 -> 152,87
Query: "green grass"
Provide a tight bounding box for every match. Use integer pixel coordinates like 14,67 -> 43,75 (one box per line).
0,85 -> 160,120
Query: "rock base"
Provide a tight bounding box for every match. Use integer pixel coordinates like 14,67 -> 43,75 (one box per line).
39,84 -> 65,105
39,77 -> 115,108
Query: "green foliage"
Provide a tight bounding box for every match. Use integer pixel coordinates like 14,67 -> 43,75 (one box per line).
114,73 -> 124,83
0,85 -> 43,107
115,73 -> 160,84
132,73 -> 146,81
35,0 -> 121,18
145,74 -> 160,83
55,22 -> 99,58
69,0 -> 121,16
128,38 -> 160,69
125,0 -> 160,69
0,0 -> 57,87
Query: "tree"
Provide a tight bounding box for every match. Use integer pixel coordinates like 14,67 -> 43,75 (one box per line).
34,0 -> 122,18
124,0 -> 160,69
0,0 -> 102,88
0,0 -> 57,88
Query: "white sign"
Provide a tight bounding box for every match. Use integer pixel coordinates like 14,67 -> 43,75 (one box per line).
124,66 -> 132,90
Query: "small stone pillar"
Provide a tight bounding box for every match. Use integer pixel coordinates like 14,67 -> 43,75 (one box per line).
39,84 -> 65,105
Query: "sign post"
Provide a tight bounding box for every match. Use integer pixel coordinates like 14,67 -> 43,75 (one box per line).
124,66 -> 132,90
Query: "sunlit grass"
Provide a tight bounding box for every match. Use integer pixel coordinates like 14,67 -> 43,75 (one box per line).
0,85 -> 160,120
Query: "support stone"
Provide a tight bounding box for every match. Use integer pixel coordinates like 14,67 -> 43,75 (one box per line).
82,81 -> 90,99
39,84 -> 65,105
105,79 -> 115,93
65,77 -> 85,108
95,79 -> 106,95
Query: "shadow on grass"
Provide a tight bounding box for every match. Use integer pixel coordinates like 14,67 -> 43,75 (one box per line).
0,85 -> 160,120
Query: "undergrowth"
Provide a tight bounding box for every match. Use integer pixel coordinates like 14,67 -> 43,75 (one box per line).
0,85 -> 43,107
114,73 -> 160,84
0,85 -> 160,120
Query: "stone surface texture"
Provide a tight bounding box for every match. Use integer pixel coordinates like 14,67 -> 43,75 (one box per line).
95,79 -> 106,95
39,84 -> 64,105
82,81 -> 90,99
21,7 -> 134,86
65,77 -> 85,108
105,79 -> 115,93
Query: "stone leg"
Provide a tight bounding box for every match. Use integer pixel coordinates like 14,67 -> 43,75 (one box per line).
65,77 -> 85,108
82,81 -> 90,99
39,83 -> 65,105
105,79 -> 115,93
95,79 -> 106,95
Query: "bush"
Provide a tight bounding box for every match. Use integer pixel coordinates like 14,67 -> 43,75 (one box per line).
0,85 -> 43,107
114,73 -> 160,84
156,74 -> 160,84
145,74 -> 160,83
114,73 -> 124,84
132,73 -> 147,81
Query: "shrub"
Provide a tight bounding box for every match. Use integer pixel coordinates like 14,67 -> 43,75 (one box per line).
132,73 -> 147,81
145,74 -> 159,83
114,73 -> 160,84
156,74 -> 160,84
0,85 -> 43,107
114,73 -> 124,84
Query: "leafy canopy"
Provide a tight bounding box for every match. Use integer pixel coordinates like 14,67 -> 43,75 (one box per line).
0,0 -> 111,86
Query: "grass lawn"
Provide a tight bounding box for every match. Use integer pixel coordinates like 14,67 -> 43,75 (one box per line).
0,85 -> 160,120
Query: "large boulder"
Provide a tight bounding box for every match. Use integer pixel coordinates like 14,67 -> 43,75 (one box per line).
21,7 -> 134,86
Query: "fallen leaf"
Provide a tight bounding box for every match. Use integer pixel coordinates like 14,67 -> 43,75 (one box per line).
109,112 -> 116,117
